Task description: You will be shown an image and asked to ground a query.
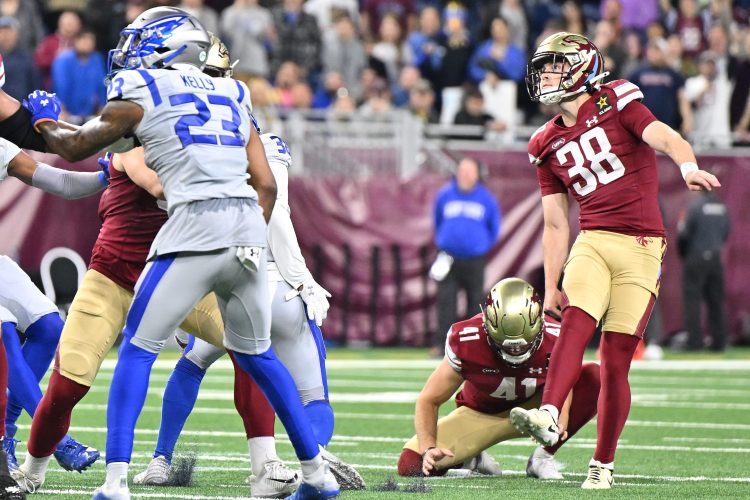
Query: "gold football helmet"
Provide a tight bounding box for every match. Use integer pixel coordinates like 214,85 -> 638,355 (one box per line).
204,31 -> 237,78
526,32 -> 608,105
483,278 -> 543,365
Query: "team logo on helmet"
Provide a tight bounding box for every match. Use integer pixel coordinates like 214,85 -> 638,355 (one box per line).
526,32 -> 609,105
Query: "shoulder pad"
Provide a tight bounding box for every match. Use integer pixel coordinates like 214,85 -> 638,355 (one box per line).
106,69 -> 164,108
260,133 -> 292,168
606,79 -> 644,111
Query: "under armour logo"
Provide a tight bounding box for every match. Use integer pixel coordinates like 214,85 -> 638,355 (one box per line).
41,98 -> 49,106
586,116 -> 598,128
248,247 -> 260,257
529,367 -> 544,374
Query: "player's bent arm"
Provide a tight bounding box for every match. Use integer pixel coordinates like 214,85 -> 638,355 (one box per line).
37,101 -> 143,162
541,193 -> 569,310
414,359 -> 464,452
116,147 -> 164,200
6,148 -> 105,199
641,121 -> 721,191
246,126 -> 276,222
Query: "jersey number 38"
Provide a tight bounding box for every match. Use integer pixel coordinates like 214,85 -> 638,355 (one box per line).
556,126 -> 626,196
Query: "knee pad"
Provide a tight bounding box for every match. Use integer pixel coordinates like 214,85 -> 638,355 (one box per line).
58,340 -> 103,387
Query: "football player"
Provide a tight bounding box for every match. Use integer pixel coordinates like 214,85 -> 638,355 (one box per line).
19,7 -> 338,499
133,34 -> 362,496
509,32 -> 720,489
0,258 -> 100,473
397,278 -> 600,479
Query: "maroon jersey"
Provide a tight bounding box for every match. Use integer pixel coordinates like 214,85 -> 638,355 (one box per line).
445,313 -> 559,414
89,164 -> 167,291
529,79 -> 664,237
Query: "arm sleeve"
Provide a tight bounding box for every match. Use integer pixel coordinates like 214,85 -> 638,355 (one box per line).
0,138 -> 22,181
31,162 -> 105,199
0,105 -> 49,152
266,161 -> 314,289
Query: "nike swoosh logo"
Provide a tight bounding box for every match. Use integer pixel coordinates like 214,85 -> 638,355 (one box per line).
268,477 -> 298,484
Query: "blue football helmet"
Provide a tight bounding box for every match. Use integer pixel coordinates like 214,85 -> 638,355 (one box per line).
107,6 -> 210,78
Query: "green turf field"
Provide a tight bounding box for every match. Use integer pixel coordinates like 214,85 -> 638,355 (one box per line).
16,348 -> 750,499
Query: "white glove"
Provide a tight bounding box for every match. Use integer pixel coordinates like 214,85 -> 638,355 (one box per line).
286,280 -> 332,327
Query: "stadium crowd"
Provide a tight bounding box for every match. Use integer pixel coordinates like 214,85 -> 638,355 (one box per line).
2,0 -> 750,146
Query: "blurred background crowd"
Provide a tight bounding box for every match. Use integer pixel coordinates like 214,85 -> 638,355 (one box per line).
2,0 -> 750,146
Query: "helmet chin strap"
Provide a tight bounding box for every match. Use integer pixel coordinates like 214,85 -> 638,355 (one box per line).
540,70 -> 611,105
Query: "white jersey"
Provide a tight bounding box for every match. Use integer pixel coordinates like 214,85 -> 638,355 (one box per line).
0,53 -> 5,89
0,255 -> 58,331
0,137 -> 22,182
107,66 -> 266,258
261,133 -> 313,289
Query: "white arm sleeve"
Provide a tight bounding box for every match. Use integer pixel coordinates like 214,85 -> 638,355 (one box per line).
0,138 -> 22,182
266,160 -> 313,289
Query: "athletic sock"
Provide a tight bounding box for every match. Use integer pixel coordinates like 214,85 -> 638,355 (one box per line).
105,339 -> 157,464
229,348 -> 319,461
153,356 -> 206,463
27,370 -> 89,458
248,437 -> 279,476
304,400 -> 334,447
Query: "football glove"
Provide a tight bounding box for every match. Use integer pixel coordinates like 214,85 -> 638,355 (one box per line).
97,152 -> 112,186
22,90 -> 61,129
286,280 -> 332,327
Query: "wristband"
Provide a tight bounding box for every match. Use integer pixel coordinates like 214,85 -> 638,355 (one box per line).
680,162 -> 699,180
421,447 -> 436,459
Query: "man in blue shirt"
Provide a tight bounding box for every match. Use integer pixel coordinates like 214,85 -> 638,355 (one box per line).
432,157 -> 501,356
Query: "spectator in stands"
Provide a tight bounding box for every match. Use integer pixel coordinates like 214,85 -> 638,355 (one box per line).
453,87 -> 505,139
620,29 -> 643,78
494,0 -> 528,50
304,0 -> 359,31
273,61 -> 304,110
731,30 -> 750,143
405,6 -> 444,88
34,10 -> 81,91
356,78 -> 395,121
678,190 -> 731,351
468,16 -> 525,84
51,29 -> 107,124
0,0 -> 44,54
666,0 -> 706,60
479,70 -> 516,144
372,13 -> 408,84
179,0 -> 219,34
323,11 -> 367,101
220,0 -> 274,80
361,0 -> 416,43
289,80 -> 314,110
249,77 -> 283,132
392,65 -> 421,107
408,78 -> 439,123
593,19 -> 626,80
600,0 -> 623,38
613,0 -> 659,34
561,0 -> 593,38
431,156 -> 501,357
685,52 -> 732,148
628,38 -> 693,136
312,70 -> 346,109
85,0 -> 126,53
0,16 -> 39,100
271,0 -> 322,78
435,3 -> 473,123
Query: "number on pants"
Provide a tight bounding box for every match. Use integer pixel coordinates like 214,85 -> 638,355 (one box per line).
170,93 -> 244,148
489,377 -> 537,400
556,126 -> 626,196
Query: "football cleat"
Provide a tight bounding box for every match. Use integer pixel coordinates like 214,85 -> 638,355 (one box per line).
2,439 -> 18,472
133,456 -> 171,486
283,463 -> 339,500
10,466 -> 43,494
526,448 -> 563,480
462,451 -> 502,476
250,459 -> 300,498
509,408 -> 560,447
54,436 -> 100,472
91,475 -> 130,499
581,460 -> 614,489
319,448 -> 365,490
0,473 -> 25,500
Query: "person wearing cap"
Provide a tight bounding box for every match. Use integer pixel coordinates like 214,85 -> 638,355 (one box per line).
0,16 -> 39,101
684,51 -> 732,148
627,37 -> 693,136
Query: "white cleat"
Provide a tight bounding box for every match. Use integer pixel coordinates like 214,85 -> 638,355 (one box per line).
91,475 -> 130,499
249,459 -> 300,498
133,456 -> 171,486
319,448 -> 365,491
526,448 -> 564,480
581,460 -> 614,489
11,465 -> 44,493
509,408 -> 560,447
462,451 -> 502,476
